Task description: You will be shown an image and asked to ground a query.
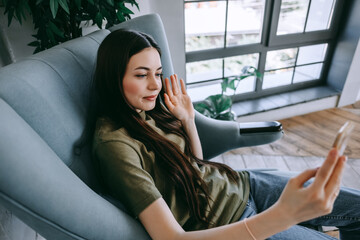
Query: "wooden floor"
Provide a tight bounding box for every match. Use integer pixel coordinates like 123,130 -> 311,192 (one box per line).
233,103 -> 360,159
212,101 -> 360,238
215,101 -> 360,191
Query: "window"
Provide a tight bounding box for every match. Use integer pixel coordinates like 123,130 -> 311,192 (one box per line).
184,0 -> 344,102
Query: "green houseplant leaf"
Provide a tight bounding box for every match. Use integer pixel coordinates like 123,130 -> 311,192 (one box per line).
3,0 -> 139,53
207,94 -> 232,115
194,66 -> 262,121
49,0 -> 59,19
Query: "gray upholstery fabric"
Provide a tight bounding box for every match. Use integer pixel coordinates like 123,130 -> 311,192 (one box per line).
0,13 -> 282,239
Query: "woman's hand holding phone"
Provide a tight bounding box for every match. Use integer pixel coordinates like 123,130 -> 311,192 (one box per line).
332,121 -> 355,155
272,122 -> 354,226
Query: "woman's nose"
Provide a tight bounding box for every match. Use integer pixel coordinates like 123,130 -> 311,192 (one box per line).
148,75 -> 161,90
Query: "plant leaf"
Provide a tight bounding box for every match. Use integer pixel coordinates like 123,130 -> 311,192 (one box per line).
217,111 -> 236,121
94,12 -> 103,28
228,79 -> 236,90
207,94 -> 232,114
49,21 -> 64,37
119,4 -> 134,15
58,0 -> 70,14
221,77 -> 229,93
116,11 -> 126,22
46,27 -> 56,44
15,8 -> 23,24
194,102 -> 216,118
106,0 -> 114,6
74,0 -> 81,9
7,9 -> 14,26
28,41 -> 39,47
87,0 -> 95,5
50,0 -> 59,19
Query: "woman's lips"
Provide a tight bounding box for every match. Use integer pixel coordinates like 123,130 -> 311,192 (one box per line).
144,95 -> 157,101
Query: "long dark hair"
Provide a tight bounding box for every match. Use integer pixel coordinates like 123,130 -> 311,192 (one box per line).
93,29 -> 239,226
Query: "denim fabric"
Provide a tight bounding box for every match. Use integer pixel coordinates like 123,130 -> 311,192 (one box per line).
239,171 -> 360,239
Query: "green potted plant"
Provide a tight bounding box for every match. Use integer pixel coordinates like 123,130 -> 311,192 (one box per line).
3,0 -> 139,53
194,66 -> 261,121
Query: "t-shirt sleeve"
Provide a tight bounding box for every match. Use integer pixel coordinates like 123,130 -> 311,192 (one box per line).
94,140 -> 162,217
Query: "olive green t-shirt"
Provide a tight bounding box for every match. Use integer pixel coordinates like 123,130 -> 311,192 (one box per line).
92,111 -> 250,230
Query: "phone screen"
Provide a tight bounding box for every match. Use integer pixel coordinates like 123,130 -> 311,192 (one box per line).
332,121 -> 355,155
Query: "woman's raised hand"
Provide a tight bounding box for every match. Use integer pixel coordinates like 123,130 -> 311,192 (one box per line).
164,74 -> 195,123
275,148 -> 347,225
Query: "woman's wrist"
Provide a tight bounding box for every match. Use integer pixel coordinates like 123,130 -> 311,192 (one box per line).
244,203 -> 295,239
269,202 -> 298,228
181,117 -> 195,130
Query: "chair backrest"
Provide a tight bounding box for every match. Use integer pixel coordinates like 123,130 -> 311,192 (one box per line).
0,13 -> 175,189
0,29 -> 108,187
0,14 -> 173,240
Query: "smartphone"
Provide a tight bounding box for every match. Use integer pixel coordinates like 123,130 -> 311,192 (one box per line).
332,121 -> 355,155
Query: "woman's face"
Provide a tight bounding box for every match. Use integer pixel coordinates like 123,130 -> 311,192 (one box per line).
122,47 -> 162,112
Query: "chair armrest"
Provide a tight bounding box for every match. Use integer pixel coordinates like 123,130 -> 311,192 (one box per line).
240,121 -> 283,134
195,111 -> 283,160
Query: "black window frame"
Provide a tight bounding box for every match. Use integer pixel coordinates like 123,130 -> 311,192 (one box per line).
184,0 -> 346,103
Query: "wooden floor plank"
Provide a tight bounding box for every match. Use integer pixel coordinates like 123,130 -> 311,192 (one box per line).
263,155 -> 290,171
303,156 -> 324,168
347,159 -> 360,176
327,108 -> 360,124
282,156 -> 309,171
283,117 -> 335,151
341,164 -> 360,189
209,155 -> 224,164
222,153 -> 246,170
243,155 -> 267,169
280,128 -> 330,157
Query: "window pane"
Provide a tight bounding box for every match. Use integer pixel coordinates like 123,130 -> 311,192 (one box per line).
277,0 -> 310,35
185,1 -> 226,52
188,82 -> 222,102
186,58 -> 223,84
265,48 -> 298,70
297,44 -> 327,65
224,53 -> 259,77
305,0 -> 335,32
226,77 -> 256,95
223,53 -> 259,93
263,68 -> 294,89
293,63 -> 323,83
226,0 -> 265,47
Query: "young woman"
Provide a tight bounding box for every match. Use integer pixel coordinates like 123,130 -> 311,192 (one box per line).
92,29 -> 360,239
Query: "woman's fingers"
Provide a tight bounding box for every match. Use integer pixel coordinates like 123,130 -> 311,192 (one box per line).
291,168 -> 319,188
313,148 -> 339,188
164,93 -> 174,110
165,74 -> 187,97
325,155 -> 346,198
165,77 -> 173,97
180,78 -> 187,95
170,74 -> 180,95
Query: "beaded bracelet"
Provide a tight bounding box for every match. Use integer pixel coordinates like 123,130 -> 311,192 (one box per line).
244,218 -> 257,240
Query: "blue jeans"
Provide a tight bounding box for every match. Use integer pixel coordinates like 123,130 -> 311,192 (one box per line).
239,171 -> 360,239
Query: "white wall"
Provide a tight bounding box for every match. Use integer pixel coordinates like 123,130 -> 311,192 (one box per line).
338,38 -> 360,106
129,0 -> 186,79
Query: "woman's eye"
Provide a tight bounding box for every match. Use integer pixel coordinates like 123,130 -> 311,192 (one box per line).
156,73 -> 163,78
135,74 -> 147,78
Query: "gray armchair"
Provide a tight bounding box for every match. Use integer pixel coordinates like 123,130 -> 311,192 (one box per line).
0,14 -> 282,240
